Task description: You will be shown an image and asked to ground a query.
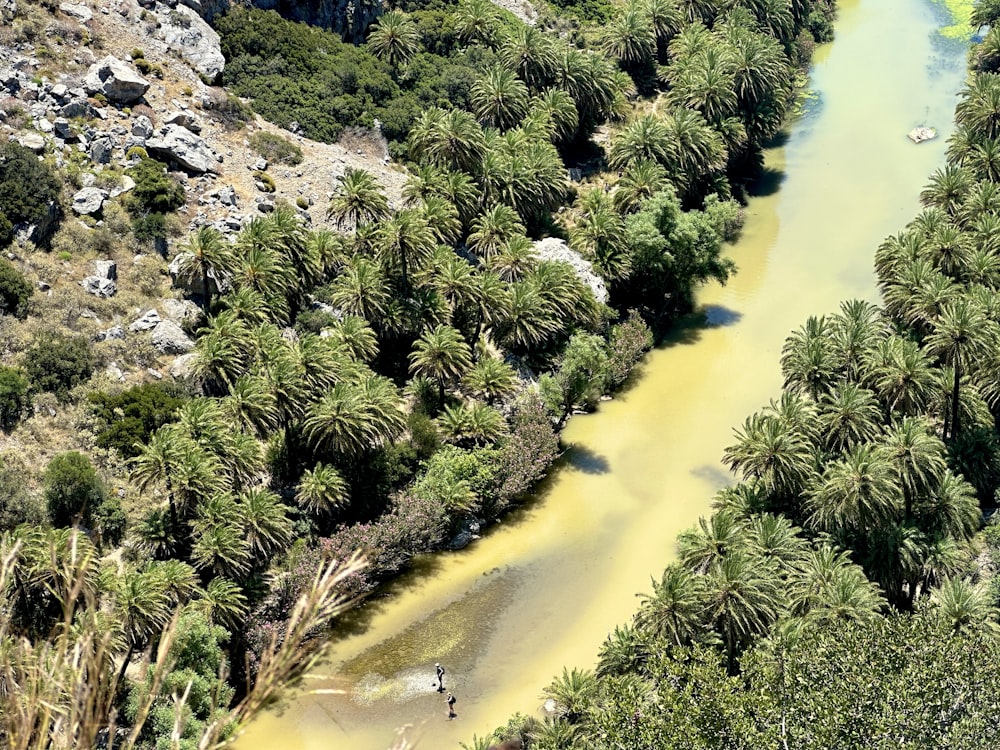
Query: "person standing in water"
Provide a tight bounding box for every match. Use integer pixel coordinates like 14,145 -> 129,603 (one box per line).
446,692 -> 457,720
435,663 -> 445,692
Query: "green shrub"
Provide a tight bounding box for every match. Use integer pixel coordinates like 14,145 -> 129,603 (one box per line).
0,456 -> 44,530
295,195 -> 309,210
43,451 -> 106,528
253,170 -> 275,193
24,332 -> 96,401
93,494 -> 126,546
125,158 -> 185,215
131,47 -> 145,59
200,88 -> 253,131
0,367 -> 30,432
249,131 -> 303,166
0,142 -> 61,247
126,146 -> 148,161
294,307 -> 337,335
89,381 -> 189,457
0,259 -> 32,319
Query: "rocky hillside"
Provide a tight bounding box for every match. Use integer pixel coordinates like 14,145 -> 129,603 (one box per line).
0,0 -> 404,481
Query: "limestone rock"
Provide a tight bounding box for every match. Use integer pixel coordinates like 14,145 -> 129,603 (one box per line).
160,297 -> 204,329
169,351 -> 198,379
88,135 -> 113,164
129,309 -> 161,332
83,56 -> 150,104
94,259 -> 117,280
109,175 -> 136,198
153,3 -> 225,81
71,187 -> 108,215
17,133 -> 45,153
131,114 -> 153,139
82,276 -> 117,297
532,237 -> 609,305
93,324 -> 124,342
151,320 -> 195,354
164,110 -> 202,134
146,124 -> 220,174
59,2 -> 92,22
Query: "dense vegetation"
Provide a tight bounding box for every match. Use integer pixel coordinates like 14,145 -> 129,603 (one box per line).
467,9 -> 1000,750
0,0 -> 841,748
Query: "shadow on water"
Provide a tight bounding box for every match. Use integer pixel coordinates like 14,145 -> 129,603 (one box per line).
747,165 -> 785,198
563,443 -> 611,475
701,304 -> 743,327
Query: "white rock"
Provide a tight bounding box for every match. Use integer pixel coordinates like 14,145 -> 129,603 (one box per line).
532,237 -> 609,305
71,187 -> 108,215
59,2 -> 92,22
151,320 -> 195,354
83,56 -> 150,104
128,309 -> 161,332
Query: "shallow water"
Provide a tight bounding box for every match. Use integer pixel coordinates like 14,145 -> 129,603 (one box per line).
239,2 -> 968,747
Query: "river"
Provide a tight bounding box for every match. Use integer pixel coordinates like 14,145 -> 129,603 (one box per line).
239,1 -> 968,747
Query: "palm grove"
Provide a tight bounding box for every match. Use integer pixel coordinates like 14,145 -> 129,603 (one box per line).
462,5 -> 1000,750
0,0 -> 837,748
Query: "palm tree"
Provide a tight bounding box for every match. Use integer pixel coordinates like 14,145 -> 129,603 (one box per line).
172,226 -> 234,310
704,551 -> 783,673
326,168 -> 390,230
818,383 -> 882,455
463,356 -> 517,402
613,158 -> 669,213
602,4 -> 656,69
296,463 -> 349,517
543,668 -> 597,723
596,624 -> 649,677
366,9 -> 420,68
806,443 -> 903,535
410,324 -> 473,403
437,401 -> 507,446
879,417 -> 947,521
133,506 -> 181,560
607,114 -> 672,170
408,108 -> 486,174
303,375 -> 405,456
328,257 -> 392,325
862,335 -> 937,417
915,470 -> 980,541
374,209 -> 436,296
668,46 -> 738,124
780,316 -> 838,400
222,375 -> 278,438
635,563 -> 708,645
530,88 -> 578,144
198,576 -> 248,630
929,577 -> 999,633
453,0 -> 499,46
744,513 -> 808,575
569,199 -> 630,281
114,568 -> 171,686
920,164 -> 974,216
472,66 -> 529,130
238,486 -> 293,563
677,512 -> 746,574
191,518 -> 251,579
468,204 -> 526,259
326,316 -> 379,362
723,412 -> 815,500
660,106 -> 727,193
643,0 -> 682,54
925,298 -> 997,439
418,195 -> 461,246
955,72 -> 1000,142
790,545 -> 885,620
499,25 -> 557,91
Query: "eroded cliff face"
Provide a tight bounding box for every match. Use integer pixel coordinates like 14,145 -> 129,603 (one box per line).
192,0 -> 382,42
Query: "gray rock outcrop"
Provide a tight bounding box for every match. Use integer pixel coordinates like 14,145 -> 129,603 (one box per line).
59,2 -> 92,22
17,133 -> 45,153
160,297 -> 204,329
82,276 -> 117,298
163,110 -> 203,134
532,237 -> 609,305
153,3 -> 225,82
129,309 -> 162,332
71,187 -> 107,215
151,320 -> 195,354
146,124 -> 220,174
169,351 -> 198,379
83,56 -> 150,104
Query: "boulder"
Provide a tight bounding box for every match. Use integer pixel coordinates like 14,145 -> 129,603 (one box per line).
532,237 -> 609,305
94,259 -> 117,280
53,117 -> 74,140
163,110 -> 202,134
83,56 -> 150,104
168,253 -> 230,296
0,0 -> 16,24
146,124 -> 220,174
88,135 -> 113,164
93,324 -> 124,342
153,3 -> 225,82
151,320 -> 195,354
169,351 -> 198,379
109,175 -> 136,198
446,518 -> 483,550
59,2 -> 92,22
71,187 -> 108,215
82,276 -> 117,297
131,114 -> 153,139
128,309 -> 161,332
17,133 -> 45,153
160,297 -> 203,328
60,98 -> 93,119
216,184 -> 237,206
